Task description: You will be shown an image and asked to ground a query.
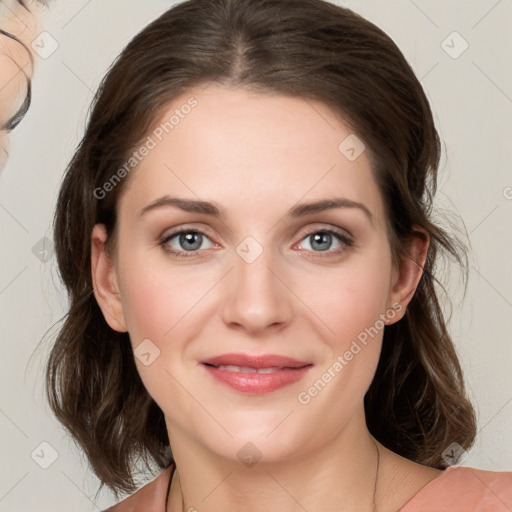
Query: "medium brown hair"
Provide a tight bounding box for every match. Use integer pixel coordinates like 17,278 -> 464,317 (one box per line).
45,0 -> 476,497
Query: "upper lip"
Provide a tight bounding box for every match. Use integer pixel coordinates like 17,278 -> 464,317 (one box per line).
201,353 -> 312,369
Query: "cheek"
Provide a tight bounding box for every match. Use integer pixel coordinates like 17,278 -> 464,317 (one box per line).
117,247 -> 223,358
120,266 -> 200,341
117,263 -> 202,410
295,240 -> 393,406
299,241 -> 393,349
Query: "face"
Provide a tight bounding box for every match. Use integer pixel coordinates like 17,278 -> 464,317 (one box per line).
0,0 -> 47,171
92,84 -> 425,464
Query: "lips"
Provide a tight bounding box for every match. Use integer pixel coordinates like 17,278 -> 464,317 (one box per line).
201,353 -> 311,369
200,353 -> 312,395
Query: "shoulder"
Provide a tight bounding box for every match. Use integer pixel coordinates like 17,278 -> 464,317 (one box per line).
103,464 -> 175,512
400,465 -> 512,512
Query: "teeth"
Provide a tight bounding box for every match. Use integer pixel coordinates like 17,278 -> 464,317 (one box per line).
215,365 -> 280,374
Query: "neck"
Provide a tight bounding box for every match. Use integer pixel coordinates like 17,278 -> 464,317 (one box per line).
167,412 -> 382,512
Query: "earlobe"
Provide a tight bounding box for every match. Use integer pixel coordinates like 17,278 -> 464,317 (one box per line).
90,224 -> 128,332
387,227 -> 430,324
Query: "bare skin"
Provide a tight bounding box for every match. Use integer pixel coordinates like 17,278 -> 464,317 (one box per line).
167,445 -> 444,512
91,85 -> 443,512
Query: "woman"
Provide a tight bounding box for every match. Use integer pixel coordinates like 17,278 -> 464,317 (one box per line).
45,0 -> 512,510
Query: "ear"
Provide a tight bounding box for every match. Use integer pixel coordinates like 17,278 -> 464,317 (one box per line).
91,224 -> 128,332
386,226 -> 430,324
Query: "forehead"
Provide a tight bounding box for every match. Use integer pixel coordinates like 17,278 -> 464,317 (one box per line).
118,85 -> 386,224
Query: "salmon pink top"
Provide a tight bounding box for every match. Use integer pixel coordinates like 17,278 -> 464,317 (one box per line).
105,463 -> 512,511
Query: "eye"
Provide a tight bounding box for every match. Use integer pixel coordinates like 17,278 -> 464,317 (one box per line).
159,228 -> 215,258
158,226 -> 354,260
296,228 -> 353,256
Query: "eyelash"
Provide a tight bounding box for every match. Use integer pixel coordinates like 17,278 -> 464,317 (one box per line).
158,226 -> 354,259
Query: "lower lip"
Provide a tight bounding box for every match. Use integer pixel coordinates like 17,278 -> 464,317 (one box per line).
202,364 -> 312,395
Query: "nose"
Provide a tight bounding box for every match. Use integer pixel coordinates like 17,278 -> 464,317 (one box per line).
221,241 -> 294,336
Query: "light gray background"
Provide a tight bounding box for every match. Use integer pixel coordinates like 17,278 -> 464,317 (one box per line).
0,1 -> 511,510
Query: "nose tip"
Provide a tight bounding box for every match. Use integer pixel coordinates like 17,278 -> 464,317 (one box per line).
221,246 -> 293,335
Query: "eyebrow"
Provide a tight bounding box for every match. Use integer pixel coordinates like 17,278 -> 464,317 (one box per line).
138,195 -> 373,224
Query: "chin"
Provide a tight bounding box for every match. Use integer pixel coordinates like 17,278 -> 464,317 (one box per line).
201,414 -> 312,463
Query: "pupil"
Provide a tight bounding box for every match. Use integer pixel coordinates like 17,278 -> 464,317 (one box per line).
180,232 -> 202,251
311,232 -> 331,251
